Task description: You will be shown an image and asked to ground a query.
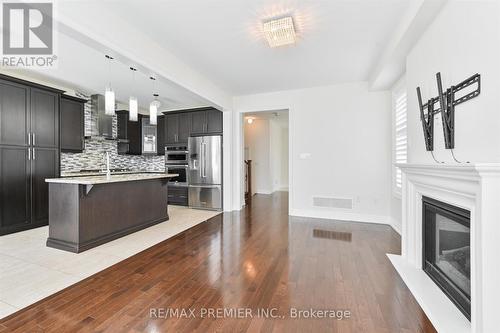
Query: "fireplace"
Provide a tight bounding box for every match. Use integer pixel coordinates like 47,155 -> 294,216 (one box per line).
422,196 -> 471,320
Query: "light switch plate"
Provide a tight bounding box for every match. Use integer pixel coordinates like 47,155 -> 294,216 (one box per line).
299,153 -> 312,160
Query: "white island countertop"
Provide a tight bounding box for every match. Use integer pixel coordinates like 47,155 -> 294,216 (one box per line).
45,173 -> 178,185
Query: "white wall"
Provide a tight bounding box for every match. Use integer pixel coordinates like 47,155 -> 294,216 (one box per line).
280,127 -> 289,190
270,118 -> 289,192
235,82 -> 392,224
244,119 -> 272,194
406,0 -> 500,164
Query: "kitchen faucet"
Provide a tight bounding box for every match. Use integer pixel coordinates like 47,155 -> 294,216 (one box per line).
104,151 -> 111,179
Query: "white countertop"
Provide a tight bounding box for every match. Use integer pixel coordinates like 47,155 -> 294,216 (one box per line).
45,173 -> 178,185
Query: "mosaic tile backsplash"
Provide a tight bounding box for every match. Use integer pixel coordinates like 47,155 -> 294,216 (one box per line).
60,92 -> 165,174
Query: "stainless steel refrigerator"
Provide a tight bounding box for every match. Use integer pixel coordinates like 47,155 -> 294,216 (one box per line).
188,135 -> 222,210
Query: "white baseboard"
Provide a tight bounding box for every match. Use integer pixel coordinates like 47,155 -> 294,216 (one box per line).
254,189 -> 273,195
289,208 -> 392,227
388,216 -> 402,235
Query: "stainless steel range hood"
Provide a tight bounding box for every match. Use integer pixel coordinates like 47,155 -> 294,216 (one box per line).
91,94 -> 115,139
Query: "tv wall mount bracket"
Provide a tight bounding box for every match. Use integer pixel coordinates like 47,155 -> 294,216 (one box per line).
416,72 -> 480,163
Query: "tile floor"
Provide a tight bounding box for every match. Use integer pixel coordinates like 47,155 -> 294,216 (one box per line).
0,206 -> 220,319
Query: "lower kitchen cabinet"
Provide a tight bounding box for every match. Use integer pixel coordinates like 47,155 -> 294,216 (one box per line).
0,146 -> 30,233
168,186 -> 188,206
31,147 -> 59,226
0,146 -> 58,235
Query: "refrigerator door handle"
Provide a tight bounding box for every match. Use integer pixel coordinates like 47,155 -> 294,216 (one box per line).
188,185 -> 220,189
201,142 -> 207,178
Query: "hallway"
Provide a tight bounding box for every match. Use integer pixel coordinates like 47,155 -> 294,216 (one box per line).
0,193 -> 435,332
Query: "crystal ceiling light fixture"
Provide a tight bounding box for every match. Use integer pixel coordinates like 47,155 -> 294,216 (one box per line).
262,16 -> 296,48
129,67 -> 138,122
149,76 -> 160,125
104,55 -> 115,115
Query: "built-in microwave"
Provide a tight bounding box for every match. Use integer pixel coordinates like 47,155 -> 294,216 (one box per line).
165,145 -> 188,164
165,164 -> 188,185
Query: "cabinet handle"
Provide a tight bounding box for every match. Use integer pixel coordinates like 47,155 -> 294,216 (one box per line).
28,133 -> 31,145
28,148 -> 31,160
32,148 -> 35,160
32,133 -> 35,146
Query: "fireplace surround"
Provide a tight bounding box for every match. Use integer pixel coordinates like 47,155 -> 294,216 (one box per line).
389,163 -> 500,333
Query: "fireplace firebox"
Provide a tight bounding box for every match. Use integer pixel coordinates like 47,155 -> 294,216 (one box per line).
422,196 -> 471,320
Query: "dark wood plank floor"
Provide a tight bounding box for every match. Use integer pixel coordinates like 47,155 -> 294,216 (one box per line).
0,192 -> 436,332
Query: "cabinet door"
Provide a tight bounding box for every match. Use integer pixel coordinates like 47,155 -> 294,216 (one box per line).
31,88 -> 59,148
178,113 -> 191,143
60,98 -> 84,152
0,79 -> 29,147
31,147 -> 58,227
116,111 -> 128,140
190,111 -> 206,135
127,116 -> 142,155
164,113 -> 179,144
0,146 -> 30,234
206,109 -> 223,134
157,115 -> 165,155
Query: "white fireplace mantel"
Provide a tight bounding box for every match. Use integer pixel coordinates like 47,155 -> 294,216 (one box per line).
389,163 -> 500,333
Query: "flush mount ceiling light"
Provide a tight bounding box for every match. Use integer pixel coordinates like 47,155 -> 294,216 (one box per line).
262,16 -> 296,48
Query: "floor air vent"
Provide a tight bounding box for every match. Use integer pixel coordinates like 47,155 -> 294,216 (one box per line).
313,229 -> 352,242
313,197 -> 353,209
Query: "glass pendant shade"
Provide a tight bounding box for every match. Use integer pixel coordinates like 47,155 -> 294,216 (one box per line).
129,96 -> 138,121
104,87 -> 115,115
149,101 -> 159,125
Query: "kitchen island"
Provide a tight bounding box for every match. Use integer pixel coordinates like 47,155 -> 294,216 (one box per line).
45,173 -> 177,253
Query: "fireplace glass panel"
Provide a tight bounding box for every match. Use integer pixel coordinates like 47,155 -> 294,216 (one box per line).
434,213 -> 470,296
423,196 -> 471,320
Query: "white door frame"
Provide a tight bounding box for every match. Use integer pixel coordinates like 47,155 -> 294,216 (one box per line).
231,107 -> 293,213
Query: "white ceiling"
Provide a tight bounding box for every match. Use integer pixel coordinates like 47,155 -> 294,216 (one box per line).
103,0 -> 412,95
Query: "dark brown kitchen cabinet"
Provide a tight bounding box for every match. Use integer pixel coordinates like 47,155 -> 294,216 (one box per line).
0,146 -> 30,233
61,95 -> 86,152
0,74 -> 62,235
190,108 -> 222,135
0,79 -> 29,146
31,88 -> 59,148
31,147 -> 59,226
178,113 -> 191,142
165,113 -> 178,144
157,115 -> 165,155
127,114 -> 143,155
164,112 -> 191,144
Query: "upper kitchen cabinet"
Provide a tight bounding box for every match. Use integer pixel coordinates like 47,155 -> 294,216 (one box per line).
61,95 -> 86,153
157,115 -> 165,155
164,112 -> 191,145
30,88 -> 59,148
190,108 -> 222,135
0,78 -> 29,146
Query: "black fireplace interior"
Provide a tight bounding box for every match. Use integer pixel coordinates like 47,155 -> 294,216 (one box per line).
422,196 -> 471,320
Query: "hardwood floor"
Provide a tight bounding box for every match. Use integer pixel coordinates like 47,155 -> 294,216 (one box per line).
0,192 -> 436,332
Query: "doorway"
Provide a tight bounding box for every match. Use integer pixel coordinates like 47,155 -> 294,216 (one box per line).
242,110 -> 289,204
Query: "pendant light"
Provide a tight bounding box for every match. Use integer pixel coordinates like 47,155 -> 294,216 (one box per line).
149,76 -> 160,125
129,67 -> 138,122
104,55 -> 115,116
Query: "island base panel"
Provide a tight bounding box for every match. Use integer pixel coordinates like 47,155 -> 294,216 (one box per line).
47,179 -> 168,253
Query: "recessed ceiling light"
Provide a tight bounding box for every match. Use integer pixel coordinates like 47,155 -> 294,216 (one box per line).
262,16 -> 296,48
